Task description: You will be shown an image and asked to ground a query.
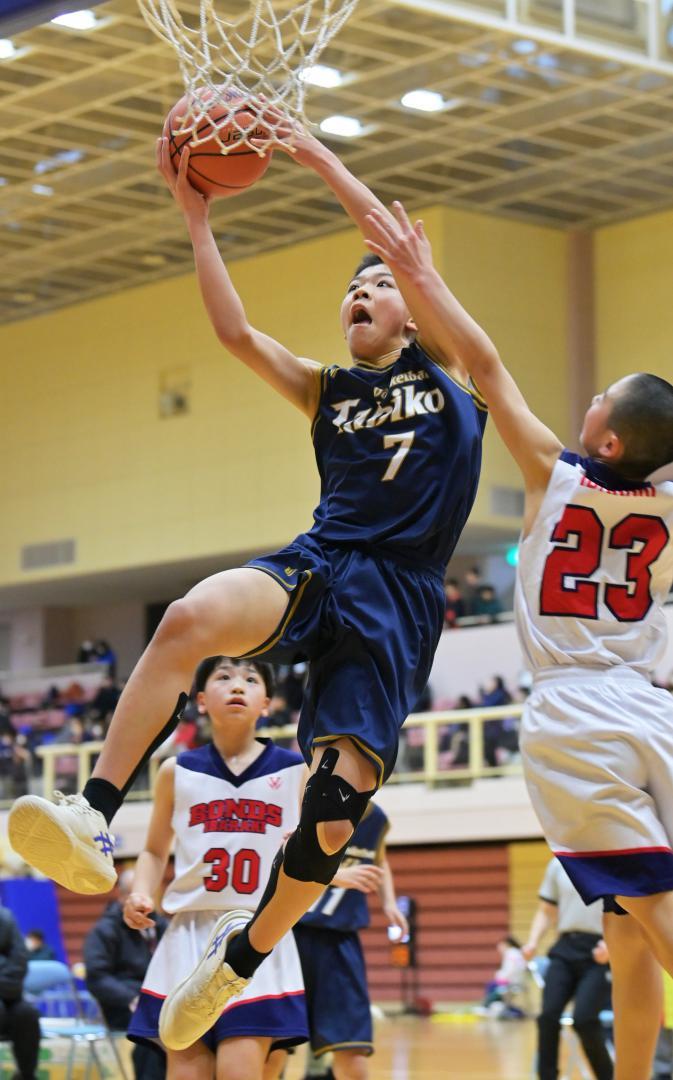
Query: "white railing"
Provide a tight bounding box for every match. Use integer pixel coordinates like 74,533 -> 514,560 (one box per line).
0,703 -> 524,808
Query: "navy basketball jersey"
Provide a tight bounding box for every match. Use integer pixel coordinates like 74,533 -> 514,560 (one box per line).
309,340 -> 487,573
300,801 -> 390,932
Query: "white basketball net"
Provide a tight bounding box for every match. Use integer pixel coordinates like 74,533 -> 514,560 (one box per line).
138,0 -> 360,153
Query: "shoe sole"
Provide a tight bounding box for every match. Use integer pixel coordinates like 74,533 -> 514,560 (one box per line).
159,908 -> 251,1050
8,796 -> 116,895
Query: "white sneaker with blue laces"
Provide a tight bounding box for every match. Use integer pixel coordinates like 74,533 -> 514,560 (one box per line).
8,792 -> 116,894
159,909 -> 252,1050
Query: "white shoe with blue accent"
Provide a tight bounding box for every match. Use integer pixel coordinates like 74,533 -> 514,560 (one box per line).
8,792 -> 116,894
159,909 -> 252,1050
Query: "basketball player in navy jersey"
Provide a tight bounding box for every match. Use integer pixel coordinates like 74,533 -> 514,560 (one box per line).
359,204 -> 673,1080
9,132 -> 486,1050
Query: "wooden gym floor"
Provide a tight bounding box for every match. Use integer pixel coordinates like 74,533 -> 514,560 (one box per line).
283,1015 -> 538,1080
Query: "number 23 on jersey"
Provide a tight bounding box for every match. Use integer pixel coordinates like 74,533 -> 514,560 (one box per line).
540,505 -> 669,621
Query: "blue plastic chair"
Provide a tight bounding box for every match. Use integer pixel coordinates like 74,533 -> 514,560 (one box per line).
24,960 -> 130,1079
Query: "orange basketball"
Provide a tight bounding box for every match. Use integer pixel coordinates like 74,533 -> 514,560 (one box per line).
166,88 -> 272,198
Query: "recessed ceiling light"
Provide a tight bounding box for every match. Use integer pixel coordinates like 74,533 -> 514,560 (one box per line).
300,64 -> 344,88
31,184 -> 54,196
34,149 -> 85,174
13,292 -> 36,303
51,9 -> 98,30
401,89 -> 444,113
0,38 -> 17,59
141,253 -> 168,266
512,39 -> 537,55
319,115 -> 363,137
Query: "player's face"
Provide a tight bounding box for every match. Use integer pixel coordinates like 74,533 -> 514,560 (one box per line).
580,377 -> 630,456
199,661 -> 269,728
340,264 -> 414,361
580,388 -> 614,455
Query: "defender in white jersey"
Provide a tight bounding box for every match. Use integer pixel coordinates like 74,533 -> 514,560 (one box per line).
363,206 -> 673,1080
125,656 -> 308,1077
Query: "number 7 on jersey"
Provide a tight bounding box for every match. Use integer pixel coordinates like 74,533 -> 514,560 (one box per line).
381,431 -> 415,482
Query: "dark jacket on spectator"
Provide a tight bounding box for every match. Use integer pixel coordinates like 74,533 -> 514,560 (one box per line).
0,907 -> 28,1001
84,901 -> 166,1030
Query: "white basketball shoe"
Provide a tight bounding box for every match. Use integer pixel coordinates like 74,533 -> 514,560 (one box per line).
159,909 -> 252,1050
8,792 -> 117,894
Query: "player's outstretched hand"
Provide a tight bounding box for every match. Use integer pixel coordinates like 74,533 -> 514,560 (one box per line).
123,891 -> 156,930
250,103 -> 324,168
364,201 -> 434,280
156,133 -> 210,223
335,864 -> 384,893
384,903 -> 409,937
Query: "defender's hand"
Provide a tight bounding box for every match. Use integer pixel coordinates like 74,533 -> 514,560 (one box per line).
364,201 -> 434,279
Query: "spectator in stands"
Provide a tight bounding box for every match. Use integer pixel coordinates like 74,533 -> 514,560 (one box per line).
438,695 -> 473,770
0,902 -> 41,1080
84,867 -> 167,1080
462,566 -> 483,615
480,677 -> 518,768
77,639 -> 97,664
478,934 -> 527,1017
0,697 -> 13,739
87,676 -> 121,727
93,640 -> 117,680
265,690 -> 292,729
24,930 -> 54,962
472,584 -> 503,623
523,859 -> 613,1080
443,578 -> 465,627
283,661 -> 308,715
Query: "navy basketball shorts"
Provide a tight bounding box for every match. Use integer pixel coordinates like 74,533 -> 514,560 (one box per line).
293,925 -> 373,1057
241,533 -> 445,783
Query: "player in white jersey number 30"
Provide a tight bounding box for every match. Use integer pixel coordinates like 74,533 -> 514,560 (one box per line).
362,205 -> 673,1080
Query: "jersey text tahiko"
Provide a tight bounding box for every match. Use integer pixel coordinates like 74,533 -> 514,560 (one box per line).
516,451 -> 673,674
309,340 -> 487,573
162,740 -> 304,914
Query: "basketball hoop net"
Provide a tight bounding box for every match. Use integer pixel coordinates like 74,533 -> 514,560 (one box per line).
138,0 -> 359,153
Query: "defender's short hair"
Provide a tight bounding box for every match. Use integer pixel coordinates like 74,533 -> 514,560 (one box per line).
192,656 -> 275,698
609,373 -> 673,480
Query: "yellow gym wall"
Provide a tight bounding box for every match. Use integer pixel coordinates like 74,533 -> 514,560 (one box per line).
0,205 -> 568,588
595,204 -> 673,388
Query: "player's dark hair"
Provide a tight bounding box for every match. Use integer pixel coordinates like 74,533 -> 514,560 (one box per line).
351,252 -> 384,280
500,934 -> 521,949
191,656 -> 275,698
608,373 -> 673,480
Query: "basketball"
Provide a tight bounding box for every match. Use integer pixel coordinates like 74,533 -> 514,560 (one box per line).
166,88 -> 272,198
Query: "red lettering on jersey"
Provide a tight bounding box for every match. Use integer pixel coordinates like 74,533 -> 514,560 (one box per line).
189,798 -> 283,832
189,804 -> 208,826
580,476 -> 654,497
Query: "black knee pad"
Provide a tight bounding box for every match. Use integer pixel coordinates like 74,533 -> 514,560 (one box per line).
283,747 -> 374,885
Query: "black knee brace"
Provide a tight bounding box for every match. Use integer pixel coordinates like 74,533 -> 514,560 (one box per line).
283,747 -> 374,885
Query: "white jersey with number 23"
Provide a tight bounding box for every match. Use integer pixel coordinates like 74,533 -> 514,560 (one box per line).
516,451 -> 673,675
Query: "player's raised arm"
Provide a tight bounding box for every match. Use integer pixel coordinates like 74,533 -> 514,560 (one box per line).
156,136 -> 321,420
363,201 -> 562,496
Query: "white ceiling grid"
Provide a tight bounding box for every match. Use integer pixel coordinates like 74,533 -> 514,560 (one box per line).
2,0 -> 673,323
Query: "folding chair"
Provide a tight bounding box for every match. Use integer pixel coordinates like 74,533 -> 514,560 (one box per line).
24,959 -> 130,1080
